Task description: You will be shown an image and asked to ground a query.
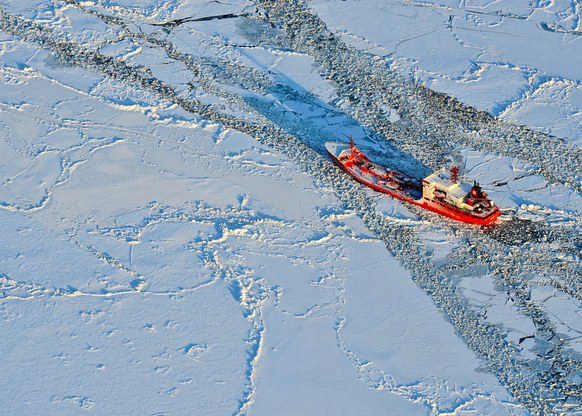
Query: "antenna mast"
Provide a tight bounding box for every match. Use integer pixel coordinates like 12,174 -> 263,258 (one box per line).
449,166 -> 459,184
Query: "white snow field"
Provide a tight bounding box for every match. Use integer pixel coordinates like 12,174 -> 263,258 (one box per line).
310,0 -> 582,146
0,0 -> 580,415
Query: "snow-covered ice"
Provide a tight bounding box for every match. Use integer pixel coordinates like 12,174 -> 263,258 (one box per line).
0,0 -> 580,414
310,0 -> 582,146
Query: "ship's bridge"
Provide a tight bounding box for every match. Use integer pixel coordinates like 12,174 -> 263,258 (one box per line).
422,168 -> 472,207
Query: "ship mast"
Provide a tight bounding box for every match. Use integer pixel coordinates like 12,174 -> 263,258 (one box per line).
449,166 -> 459,184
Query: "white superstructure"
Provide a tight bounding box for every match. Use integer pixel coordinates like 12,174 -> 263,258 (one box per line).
422,168 -> 494,213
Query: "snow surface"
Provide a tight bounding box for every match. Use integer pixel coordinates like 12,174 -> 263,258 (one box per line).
0,0 -> 580,415
310,0 -> 582,146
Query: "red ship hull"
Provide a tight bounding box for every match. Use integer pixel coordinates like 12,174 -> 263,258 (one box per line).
418,198 -> 500,225
326,142 -> 500,226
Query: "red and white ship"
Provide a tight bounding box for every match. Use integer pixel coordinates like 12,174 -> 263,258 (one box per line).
326,138 -> 500,225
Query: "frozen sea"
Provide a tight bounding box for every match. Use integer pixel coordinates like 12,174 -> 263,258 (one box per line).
0,0 -> 580,415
